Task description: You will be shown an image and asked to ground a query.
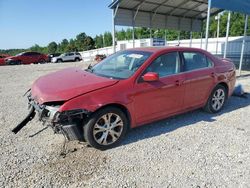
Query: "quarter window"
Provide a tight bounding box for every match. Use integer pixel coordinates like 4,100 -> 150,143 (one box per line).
146,52 -> 180,77
183,52 -> 212,71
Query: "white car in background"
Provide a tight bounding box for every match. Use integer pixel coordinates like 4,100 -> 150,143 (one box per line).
51,52 -> 82,63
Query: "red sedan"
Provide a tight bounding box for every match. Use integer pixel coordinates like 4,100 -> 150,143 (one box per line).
5,52 -> 48,65
13,47 -> 236,150
0,54 -> 10,65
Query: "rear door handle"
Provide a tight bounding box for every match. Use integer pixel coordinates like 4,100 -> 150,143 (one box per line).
175,80 -> 181,86
211,72 -> 215,78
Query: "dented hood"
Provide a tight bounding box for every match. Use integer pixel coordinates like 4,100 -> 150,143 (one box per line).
31,67 -> 118,104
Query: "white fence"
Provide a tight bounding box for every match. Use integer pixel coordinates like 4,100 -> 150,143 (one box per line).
81,36 -> 250,65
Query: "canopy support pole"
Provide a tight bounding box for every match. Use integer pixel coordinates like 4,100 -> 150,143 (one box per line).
112,13 -> 116,53
216,14 -> 220,54
224,11 -> 231,58
112,1 -> 119,53
205,0 -> 211,50
132,11 -> 135,48
239,15 -> 248,76
189,31 -> 193,47
165,29 -> 167,46
200,32 -> 203,48
178,31 -> 180,46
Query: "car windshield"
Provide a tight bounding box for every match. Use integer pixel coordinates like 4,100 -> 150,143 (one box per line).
15,52 -> 25,56
89,50 -> 152,79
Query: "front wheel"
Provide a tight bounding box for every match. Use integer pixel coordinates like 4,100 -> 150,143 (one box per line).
204,85 -> 227,113
83,107 -> 128,150
75,58 -> 80,62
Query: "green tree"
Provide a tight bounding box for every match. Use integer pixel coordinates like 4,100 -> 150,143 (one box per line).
75,32 -> 87,51
47,42 -> 57,54
66,39 -> 78,52
83,36 -> 95,50
58,39 -> 69,53
104,32 -> 113,46
94,35 -> 104,48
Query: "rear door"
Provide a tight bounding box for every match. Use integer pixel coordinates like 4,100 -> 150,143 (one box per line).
133,51 -> 185,124
181,51 -> 215,109
21,52 -> 32,64
68,53 -> 75,61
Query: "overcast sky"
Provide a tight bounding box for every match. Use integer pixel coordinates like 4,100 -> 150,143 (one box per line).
0,0 -> 113,49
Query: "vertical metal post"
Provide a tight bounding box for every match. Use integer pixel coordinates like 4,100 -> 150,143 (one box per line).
239,15 -> 248,76
189,31 -> 193,47
205,0 -> 211,50
103,35 -> 105,47
112,0 -> 119,53
112,7 -> 116,53
149,13 -> 152,40
200,32 -> 203,48
132,26 -> 135,48
178,31 -> 180,46
132,11 -> 135,48
224,11 -> 231,58
216,14 -> 220,54
165,29 -> 167,46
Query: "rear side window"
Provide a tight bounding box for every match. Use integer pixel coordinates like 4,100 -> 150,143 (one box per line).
30,52 -> 40,56
183,52 -> 212,71
146,52 -> 180,77
23,52 -> 31,56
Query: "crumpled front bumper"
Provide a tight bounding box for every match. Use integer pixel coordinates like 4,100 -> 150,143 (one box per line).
12,92 -> 90,141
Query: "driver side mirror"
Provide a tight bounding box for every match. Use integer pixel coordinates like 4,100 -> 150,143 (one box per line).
142,72 -> 159,82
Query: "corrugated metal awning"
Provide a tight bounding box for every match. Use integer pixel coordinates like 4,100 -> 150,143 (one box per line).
211,0 -> 250,15
109,0 -> 222,32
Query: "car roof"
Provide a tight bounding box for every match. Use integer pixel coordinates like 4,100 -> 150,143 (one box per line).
128,46 -> 206,53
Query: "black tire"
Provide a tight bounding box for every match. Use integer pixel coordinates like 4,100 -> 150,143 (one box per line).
75,58 -> 80,62
38,59 -> 46,64
57,59 -> 63,63
83,107 -> 128,150
204,84 -> 227,113
8,60 -> 21,65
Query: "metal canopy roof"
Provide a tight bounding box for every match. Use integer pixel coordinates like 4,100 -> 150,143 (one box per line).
211,0 -> 250,15
109,0 -> 222,32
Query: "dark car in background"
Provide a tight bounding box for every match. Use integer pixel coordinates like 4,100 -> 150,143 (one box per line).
5,52 -> 48,65
48,53 -> 61,62
0,54 -> 10,65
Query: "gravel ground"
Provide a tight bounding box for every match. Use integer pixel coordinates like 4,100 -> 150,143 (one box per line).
0,62 -> 250,187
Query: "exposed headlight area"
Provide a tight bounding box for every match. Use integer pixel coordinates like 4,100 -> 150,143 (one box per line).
27,95 -> 91,141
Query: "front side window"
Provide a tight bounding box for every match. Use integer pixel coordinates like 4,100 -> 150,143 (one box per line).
183,52 -> 212,71
90,50 -> 152,79
145,52 -> 180,77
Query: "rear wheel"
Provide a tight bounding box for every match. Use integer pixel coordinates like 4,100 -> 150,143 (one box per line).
38,59 -> 46,64
204,85 -> 227,113
83,107 -> 128,150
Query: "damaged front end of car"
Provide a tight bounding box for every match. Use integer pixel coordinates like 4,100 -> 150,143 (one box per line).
12,91 -> 91,142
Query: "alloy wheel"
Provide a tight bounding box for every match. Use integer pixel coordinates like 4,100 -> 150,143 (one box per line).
211,88 -> 225,111
93,113 -> 124,145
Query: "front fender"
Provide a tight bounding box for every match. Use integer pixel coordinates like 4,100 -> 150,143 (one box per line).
59,86 -> 132,113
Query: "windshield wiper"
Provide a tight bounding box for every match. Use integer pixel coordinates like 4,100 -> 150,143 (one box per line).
85,64 -> 94,72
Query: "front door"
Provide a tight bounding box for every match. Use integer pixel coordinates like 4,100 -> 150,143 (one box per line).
133,52 -> 185,125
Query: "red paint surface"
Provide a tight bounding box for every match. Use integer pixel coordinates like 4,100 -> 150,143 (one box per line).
31,47 -> 236,128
